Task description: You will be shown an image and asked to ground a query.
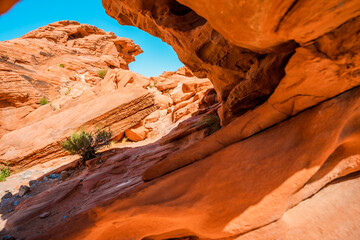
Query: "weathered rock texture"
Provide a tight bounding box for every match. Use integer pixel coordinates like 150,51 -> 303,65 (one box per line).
4,79 -> 360,240
58,0 -> 360,239
0,89 -> 156,170
0,21 -> 213,172
1,1 -> 360,240
103,0 -> 360,124
0,20 -> 142,137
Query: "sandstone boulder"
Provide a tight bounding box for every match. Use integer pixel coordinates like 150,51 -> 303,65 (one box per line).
18,185 -> 30,197
125,123 -> 150,142
153,92 -> 173,110
154,78 -> 178,91
182,78 -> 212,93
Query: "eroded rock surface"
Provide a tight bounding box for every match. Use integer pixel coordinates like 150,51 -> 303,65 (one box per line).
0,89 -> 156,170
1,1 -> 360,240
0,20 -> 142,137
0,21 -> 213,173
4,79 -> 360,240
103,0 -> 360,124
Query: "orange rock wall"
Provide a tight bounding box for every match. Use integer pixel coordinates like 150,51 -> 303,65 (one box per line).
1,1 -> 360,239
33,81 -> 360,240
103,0 -> 360,125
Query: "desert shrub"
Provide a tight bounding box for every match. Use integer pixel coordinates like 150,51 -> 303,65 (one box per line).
149,80 -> 158,89
64,87 -> 71,95
61,127 -> 112,164
97,68 -> 108,79
40,97 -> 49,105
59,63 -> 65,68
50,104 -> 57,111
197,113 -> 221,135
0,166 -> 10,182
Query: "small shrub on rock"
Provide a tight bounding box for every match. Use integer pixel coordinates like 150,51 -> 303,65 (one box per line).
61,127 -> 112,164
97,68 -> 108,79
197,113 -> 221,135
0,166 -> 10,182
40,97 -> 49,105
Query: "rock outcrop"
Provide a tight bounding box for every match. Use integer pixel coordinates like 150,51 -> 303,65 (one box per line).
4,77 -> 360,240
0,21 -> 213,173
0,20 -> 214,172
103,0 -> 360,124
1,1 -> 360,240
0,20 -> 142,137
0,89 -> 156,170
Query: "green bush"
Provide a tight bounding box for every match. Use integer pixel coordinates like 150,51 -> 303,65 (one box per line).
59,63 -> 65,68
61,127 -> 112,164
40,97 -> 49,105
0,166 -> 10,182
149,80 -> 158,89
65,87 -> 71,95
97,68 -> 108,79
50,104 -> 57,111
197,113 -> 221,135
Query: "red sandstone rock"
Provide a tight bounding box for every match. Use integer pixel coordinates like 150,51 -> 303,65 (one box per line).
125,123 -> 150,142
154,78 -> 178,91
0,21 -> 143,137
177,0 -> 360,51
144,111 -> 161,124
103,0 -> 360,124
182,78 -> 212,93
102,0 -> 292,123
4,84 -> 360,240
1,1 -> 359,239
0,0 -> 18,14
176,66 -> 194,77
171,87 -> 195,104
0,90 -> 156,171
153,92 -> 173,110
100,68 -> 150,91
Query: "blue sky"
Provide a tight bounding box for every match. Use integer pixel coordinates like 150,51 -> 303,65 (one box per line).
0,0 -> 183,77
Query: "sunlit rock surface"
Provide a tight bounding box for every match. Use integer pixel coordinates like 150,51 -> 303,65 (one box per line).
103,0 -> 360,124
1,0 -> 360,239
0,20 -> 143,137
